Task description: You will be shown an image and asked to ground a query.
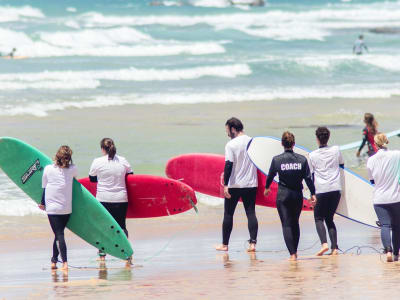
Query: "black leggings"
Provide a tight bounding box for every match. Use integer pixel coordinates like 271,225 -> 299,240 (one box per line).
222,187 -> 258,245
314,191 -> 341,249
276,187 -> 303,255
101,202 -> 129,238
48,214 -> 71,263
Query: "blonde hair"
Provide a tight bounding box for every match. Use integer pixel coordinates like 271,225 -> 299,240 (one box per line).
374,133 -> 389,149
55,145 -> 73,168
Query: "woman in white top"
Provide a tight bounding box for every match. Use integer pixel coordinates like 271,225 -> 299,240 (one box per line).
309,127 -> 344,256
39,145 -> 78,271
367,133 -> 400,262
89,138 -> 133,261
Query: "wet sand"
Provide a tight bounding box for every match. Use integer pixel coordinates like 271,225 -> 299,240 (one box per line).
0,203 -> 392,300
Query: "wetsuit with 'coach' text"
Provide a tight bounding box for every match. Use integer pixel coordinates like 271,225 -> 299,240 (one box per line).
265,149 -> 315,255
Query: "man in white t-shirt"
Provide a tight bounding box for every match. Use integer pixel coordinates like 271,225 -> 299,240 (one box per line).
216,117 -> 258,252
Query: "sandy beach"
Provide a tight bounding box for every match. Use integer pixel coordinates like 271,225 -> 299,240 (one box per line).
0,200 -> 396,300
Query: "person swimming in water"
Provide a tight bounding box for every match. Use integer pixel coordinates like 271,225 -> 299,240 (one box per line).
353,35 -> 368,55
356,113 -> 378,157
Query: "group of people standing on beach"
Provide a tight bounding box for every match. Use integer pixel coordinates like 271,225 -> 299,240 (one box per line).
39,112 -> 399,271
39,138 -> 133,270
217,114 -> 400,262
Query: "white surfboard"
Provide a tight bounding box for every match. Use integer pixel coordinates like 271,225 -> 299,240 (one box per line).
339,129 -> 400,151
247,136 -> 378,228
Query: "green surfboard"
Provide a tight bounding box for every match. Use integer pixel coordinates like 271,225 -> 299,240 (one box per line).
0,137 -> 133,260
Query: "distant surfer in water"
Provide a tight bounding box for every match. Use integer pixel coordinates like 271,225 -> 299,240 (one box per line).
353,35 -> 368,55
216,117 -> 258,252
367,133 -> 400,262
264,132 -> 316,261
89,138 -> 133,267
0,48 -> 17,58
228,0 -> 265,6
39,145 -> 78,271
309,127 -> 343,256
356,113 -> 378,157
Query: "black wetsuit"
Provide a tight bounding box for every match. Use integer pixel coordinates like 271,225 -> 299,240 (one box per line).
265,150 -> 316,255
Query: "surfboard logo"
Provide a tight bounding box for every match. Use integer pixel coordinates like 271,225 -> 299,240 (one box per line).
21,159 -> 42,184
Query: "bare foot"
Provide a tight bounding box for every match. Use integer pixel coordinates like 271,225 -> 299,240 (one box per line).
60,262 -> 68,271
51,263 -> 57,270
289,254 -> 297,261
125,256 -> 133,268
330,249 -> 339,256
316,243 -> 329,256
387,252 -> 393,262
216,244 -> 228,251
247,243 -> 256,252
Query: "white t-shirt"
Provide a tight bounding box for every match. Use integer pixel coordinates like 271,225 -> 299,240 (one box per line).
225,134 -> 257,188
89,155 -> 133,203
367,149 -> 400,205
309,145 -> 344,194
42,164 -> 78,215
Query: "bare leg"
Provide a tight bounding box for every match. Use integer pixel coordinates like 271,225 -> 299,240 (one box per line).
60,262 -> 68,270
51,262 -> 57,270
289,254 -> 297,261
330,249 -> 339,256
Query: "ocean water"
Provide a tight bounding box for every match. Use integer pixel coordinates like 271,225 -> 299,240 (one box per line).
1,0 -> 400,216
0,0 -> 399,116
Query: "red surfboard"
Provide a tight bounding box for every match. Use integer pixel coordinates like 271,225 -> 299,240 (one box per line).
165,153 -> 312,211
79,174 -> 197,218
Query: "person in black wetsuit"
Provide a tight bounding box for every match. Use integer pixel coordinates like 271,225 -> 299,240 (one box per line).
264,131 -> 316,261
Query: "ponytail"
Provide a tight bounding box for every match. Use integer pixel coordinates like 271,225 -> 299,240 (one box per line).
100,138 -> 116,160
364,113 -> 378,135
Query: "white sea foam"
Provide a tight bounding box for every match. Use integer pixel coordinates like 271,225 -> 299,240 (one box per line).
0,28 -> 225,57
2,84 -> 400,117
66,7 -> 77,13
0,5 -> 44,23
191,0 -> 230,8
0,173 -> 43,216
77,2 -> 400,41
0,64 -> 250,91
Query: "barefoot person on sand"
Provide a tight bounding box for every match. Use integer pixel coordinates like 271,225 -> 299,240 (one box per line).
356,113 -> 378,157
89,138 -> 133,266
309,127 -> 344,256
264,132 -> 316,261
367,133 -> 400,262
39,145 -> 78,271
216,117 -> 258,252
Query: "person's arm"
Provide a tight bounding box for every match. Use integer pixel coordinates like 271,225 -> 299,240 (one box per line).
224,144 -> 235,199
367,164 -> 374,185
357,128 -> 368,156
303,160 -> 316,196
265,158 -> 277,190
224,161 -> 233,185
41,188 -> 46,206
338,149 -> 345,168
39,168 -> 47,210
363,42 -> 368,52
89,160 -> 98,182
123,157 -> 134,176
